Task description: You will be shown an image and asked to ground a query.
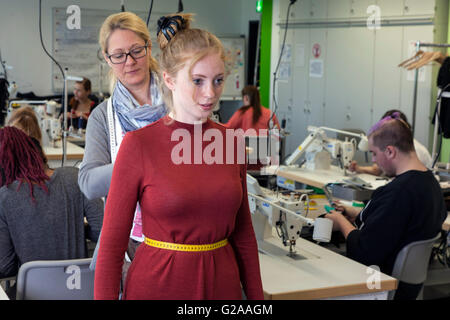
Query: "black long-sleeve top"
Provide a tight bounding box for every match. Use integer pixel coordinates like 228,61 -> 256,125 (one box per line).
347,170 -> 446,275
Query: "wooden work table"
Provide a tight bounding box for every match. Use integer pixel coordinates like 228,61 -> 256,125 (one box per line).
44,141 -> 84,168
259,236 -> 397,300
264,165 -> 450,231
257,166 -> 449,299
264,165 -> 386,190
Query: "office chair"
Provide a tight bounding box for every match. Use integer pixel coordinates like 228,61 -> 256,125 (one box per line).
16,258 -> 94,300
388,233 -> 441,300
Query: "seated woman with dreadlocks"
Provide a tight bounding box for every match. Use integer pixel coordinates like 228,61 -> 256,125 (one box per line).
0,127 -> 104,284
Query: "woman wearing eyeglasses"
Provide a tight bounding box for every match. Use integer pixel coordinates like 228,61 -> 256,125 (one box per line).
78,12 -> 166,283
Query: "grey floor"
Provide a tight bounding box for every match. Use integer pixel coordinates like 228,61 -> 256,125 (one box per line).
424,284 -> 450,300
423,255 -> 450,300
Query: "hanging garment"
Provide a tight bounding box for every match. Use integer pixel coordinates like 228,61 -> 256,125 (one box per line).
433,57 -> 450,138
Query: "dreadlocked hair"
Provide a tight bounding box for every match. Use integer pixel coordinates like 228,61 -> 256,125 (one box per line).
0,126 -> 49,201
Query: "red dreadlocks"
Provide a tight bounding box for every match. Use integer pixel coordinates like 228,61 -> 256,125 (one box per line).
0,126 -> 49,200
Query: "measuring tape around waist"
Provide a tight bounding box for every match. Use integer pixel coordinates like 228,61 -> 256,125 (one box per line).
144,237 -> 228,252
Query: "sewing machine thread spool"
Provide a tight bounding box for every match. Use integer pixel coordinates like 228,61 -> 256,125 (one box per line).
312,217 -> 333,243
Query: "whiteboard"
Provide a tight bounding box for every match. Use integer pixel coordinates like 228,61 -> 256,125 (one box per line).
52,7 -> 166,94
52,8 -> 245,98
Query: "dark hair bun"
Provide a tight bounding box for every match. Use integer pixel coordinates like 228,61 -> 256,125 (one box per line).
157,15 -> 185,47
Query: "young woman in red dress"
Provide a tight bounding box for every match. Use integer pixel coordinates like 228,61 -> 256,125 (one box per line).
94,13 -> 264,300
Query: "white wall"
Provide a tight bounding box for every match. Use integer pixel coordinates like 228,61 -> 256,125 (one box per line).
0,0 -> 259,96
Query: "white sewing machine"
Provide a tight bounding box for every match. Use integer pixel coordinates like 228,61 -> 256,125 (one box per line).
246,174 -> 333,259
7,100 -> 61,148
284,126 -> 369,171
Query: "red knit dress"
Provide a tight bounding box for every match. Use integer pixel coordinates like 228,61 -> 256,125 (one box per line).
94,116 -> 264,300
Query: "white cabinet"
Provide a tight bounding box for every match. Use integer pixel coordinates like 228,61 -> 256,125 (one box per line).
324,27 -> 374,132
371,26 -> 404,122
310,0 -> 328,19
327,0 -> 351,19
290,0 -> 312,20
375,0 -> 405,17
307,28 -> 327,128
289,0 -> 328,20
403,0 -> 436,16
349,0 -> 377,18
288,28 -> 311,153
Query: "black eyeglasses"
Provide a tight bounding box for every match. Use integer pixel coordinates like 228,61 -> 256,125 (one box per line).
107,43 -> 148,64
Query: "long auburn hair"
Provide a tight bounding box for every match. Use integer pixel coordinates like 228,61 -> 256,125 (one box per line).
239,85 -> 262,125
0,126 -> 49,200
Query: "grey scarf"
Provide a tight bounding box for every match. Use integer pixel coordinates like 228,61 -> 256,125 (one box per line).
113,72 -> 166,133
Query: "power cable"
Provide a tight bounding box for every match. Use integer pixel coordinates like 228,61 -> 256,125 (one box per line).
267,0 -> 297,167
268,0 -> 297,131
39,0 -> 66,166
146,0 -> 154,27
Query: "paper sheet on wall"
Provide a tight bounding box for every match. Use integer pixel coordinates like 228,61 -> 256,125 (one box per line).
278,63 -> 291,81
295,44 -> 305,67
281,44 -> 292,63
221,38 -> 246,98
309,59 -> 323,78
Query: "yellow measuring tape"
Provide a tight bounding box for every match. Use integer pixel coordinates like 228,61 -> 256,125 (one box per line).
144,237 -> 228,252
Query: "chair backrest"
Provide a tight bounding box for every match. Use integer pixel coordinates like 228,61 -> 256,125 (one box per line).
16,258 -> 94,300
388,233 -> 441,300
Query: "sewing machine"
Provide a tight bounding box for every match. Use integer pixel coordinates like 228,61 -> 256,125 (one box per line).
246,174 -> 333,259
7,100 -> 61,148
284,126 -> 369,171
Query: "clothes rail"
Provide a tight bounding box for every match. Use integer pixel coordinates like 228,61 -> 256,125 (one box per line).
411,42 -> 450,167
411,42 -> 450,135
